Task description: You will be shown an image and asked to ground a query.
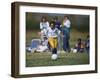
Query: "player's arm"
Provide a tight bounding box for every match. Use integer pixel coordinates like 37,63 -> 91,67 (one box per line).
40,22 -> 43,30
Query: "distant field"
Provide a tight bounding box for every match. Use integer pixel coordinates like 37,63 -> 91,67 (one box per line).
26,29 -> 89,67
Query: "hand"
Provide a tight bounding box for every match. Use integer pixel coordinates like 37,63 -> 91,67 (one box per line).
38,32 -> 41,36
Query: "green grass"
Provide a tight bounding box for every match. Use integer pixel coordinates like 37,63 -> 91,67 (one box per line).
26,52 -> 89,67
26,29 -> 89,67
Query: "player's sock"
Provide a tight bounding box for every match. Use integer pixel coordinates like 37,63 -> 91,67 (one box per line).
54,48 -> 57,54
52,48 -> 55,54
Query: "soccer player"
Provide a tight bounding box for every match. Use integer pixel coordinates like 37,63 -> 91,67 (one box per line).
47,21 -> 60,55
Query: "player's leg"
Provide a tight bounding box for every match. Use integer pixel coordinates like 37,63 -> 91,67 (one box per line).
48,37 -> 55,54
48,37 -> 54,48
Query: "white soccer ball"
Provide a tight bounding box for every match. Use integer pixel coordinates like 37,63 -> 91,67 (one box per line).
73,49 -> 77,53
51,54 -> 58,60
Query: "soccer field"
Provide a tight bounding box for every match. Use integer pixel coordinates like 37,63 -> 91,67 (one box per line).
26,30 -> 89,67
26,52 -> 89,67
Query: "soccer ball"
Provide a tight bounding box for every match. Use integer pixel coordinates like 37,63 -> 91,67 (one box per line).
51,54 -> 58,60
73,49 -> 77,53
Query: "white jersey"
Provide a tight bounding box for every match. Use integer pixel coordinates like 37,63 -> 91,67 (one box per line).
40,21 -> 49,30
63,19 -> 71,28
47,27 -> 60,38
40,21 -> 50,37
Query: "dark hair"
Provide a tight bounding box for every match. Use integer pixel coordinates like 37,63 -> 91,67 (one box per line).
64,15 -> 69,19
41,16 -> 47,22
50,21 -> 55,26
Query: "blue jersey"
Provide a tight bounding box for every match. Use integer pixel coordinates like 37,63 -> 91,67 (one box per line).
55,21 -> 61,30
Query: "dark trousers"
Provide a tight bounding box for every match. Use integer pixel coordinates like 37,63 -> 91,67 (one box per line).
63,35 -> 70,52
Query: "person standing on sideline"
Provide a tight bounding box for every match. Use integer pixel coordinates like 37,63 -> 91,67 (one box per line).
61,15 -> 71,53
40,16 -> 49,41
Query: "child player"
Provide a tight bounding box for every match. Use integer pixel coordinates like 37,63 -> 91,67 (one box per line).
46,21 -> 60,59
